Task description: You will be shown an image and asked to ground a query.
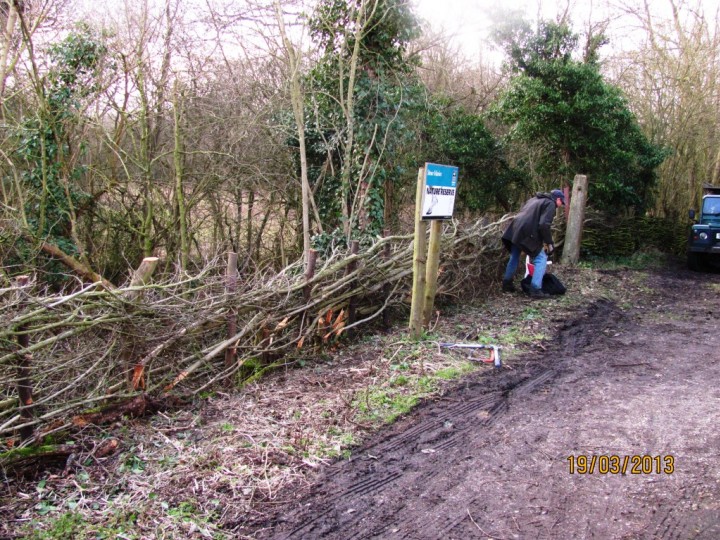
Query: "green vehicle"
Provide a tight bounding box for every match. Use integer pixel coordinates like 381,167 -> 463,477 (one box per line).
688,184 -> 720,271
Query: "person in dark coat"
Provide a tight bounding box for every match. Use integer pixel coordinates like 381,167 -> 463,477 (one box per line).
501,189 -> 565,298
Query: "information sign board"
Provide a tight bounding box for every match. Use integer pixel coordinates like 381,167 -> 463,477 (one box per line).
421,163 -> 458,220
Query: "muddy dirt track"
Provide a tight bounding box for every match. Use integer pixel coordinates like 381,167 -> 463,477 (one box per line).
244,267 -> 720,540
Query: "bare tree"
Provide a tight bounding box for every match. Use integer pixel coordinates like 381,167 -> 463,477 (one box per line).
608,0 -> 720,216
273,0 -> 314,268
412,28 -> 506,113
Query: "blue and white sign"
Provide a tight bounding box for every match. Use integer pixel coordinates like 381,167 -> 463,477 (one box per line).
421,163 -> 458,220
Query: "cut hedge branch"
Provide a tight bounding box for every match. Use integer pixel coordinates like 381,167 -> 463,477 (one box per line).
0,217 -> 511,444
37,239 -> 114,289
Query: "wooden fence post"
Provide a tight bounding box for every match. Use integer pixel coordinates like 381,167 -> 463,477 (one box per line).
303,249 -> 318,303
123,257 -> 159,389
346,240 -> 359,336
409,168 -> 427,339
224,252 -> 238,369
127,257 -> 159,300
561,175 -> 588,266
422,220 -> 443,327
382,229 -> 392,328
15,276 -> 34,442
301,249 -> 318,344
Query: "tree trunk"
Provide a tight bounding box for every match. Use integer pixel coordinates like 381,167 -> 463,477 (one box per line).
137,65 -> 155,258
246,189 -> 255,256
173,81 -> 188,271
0,0 -> 19,117
274,0 -> 313,272
561,175 -> 588,266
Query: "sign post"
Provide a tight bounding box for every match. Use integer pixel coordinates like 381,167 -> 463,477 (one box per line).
409,163 -> 459,339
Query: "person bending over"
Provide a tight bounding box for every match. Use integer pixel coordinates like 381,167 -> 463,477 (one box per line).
501,189 -> 565,299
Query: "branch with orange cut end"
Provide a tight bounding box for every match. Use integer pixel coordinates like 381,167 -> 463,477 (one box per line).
164,370 -> 188,393
331,309 -> 346,335
323,308 -> 347,341
72,415 -> 89,428
93,438 -> 119,458
131,364 -> 145,390
275,317 -> 290,331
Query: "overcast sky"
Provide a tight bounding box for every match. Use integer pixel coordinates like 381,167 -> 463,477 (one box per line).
412,0 -> 617,60
413,0 -> 720,59
77,0 -> 720,62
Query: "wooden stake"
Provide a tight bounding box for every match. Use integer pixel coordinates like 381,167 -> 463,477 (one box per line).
561,174 -> 588,266
346,240 -> 359,333
224,252 -> 238,369
15,276 -> 34,441
409,168 -> 427,339
422,220 -> 443,327
382,229 -> 392,328
126,257 -> 160,301
123,257 -> 159,389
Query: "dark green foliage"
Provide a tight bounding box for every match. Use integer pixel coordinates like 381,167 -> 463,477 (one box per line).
493,18 -> 578,76
303,71 -> 428,230
296,0 -> 529,238
46,24 -> 108,113
309,0 -> 421,71
423,102 -> 529,212
491,18 -> 667,213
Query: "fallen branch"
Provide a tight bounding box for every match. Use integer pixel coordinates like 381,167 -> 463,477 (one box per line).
37,239 -> 114,290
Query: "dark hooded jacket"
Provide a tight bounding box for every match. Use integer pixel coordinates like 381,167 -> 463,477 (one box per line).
501,193 -> 557,257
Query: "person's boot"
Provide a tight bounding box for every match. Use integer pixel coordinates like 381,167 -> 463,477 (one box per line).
502,279 -> 516,293
528,286 -> 550,299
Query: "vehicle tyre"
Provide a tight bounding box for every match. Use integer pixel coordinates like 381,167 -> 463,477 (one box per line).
687,252 -> 704,272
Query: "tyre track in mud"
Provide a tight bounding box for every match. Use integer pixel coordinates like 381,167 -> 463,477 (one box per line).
243,268 -> 720,540
248,300 -> 623,539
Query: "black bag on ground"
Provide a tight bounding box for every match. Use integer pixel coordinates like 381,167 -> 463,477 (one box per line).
520,273 -> 566,295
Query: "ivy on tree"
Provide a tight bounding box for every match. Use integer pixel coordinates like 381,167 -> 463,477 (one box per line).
301,0 -> 423,247
14,23 -> 109,282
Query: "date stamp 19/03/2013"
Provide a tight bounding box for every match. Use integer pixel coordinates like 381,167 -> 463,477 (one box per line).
567,455 -> 674,475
